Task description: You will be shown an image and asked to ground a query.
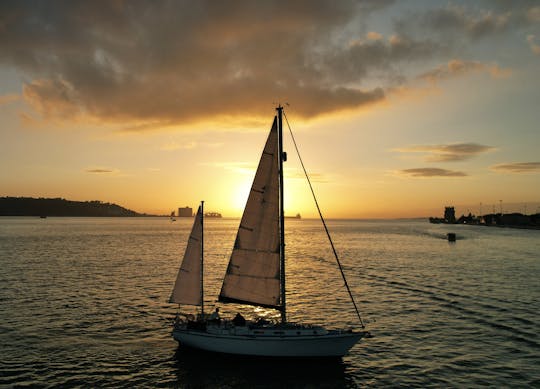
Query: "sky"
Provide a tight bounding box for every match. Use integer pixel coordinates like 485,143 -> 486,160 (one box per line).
1,0 -> 539,218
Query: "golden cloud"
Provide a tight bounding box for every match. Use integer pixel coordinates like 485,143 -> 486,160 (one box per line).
395,142 -> 495,162
399,168 -> 467,177
491,162 -> 540,174
418,60 -> 511,84
0,93 -> 20,105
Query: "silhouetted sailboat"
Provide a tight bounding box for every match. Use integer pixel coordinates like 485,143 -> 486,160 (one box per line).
170,106 -> 368,357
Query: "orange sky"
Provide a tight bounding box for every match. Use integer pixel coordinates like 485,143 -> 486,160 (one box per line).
1,2 -> 539,218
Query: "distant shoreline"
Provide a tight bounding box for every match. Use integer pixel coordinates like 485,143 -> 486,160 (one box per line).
1,215 -> 539,229
0,214 -> 163,218
429,208 -> 540,230
0,197 -> 155,217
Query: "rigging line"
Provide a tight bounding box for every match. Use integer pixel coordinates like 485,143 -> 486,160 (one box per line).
283,110 -> 365,329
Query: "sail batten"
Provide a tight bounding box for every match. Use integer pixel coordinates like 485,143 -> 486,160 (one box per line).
218,117 -> 282,308
169,206 -> 203,305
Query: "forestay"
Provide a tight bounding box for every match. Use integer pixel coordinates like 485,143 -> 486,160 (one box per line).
219,117 -> 281,309
169,206 -> 203,305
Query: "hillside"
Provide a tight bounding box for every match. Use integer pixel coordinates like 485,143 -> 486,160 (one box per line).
0,197 -> 144,217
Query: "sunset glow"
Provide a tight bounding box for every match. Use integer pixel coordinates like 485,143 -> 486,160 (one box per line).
1,1 -> 539,218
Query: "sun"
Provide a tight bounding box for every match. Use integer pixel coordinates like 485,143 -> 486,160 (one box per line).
227,177 -> 252,217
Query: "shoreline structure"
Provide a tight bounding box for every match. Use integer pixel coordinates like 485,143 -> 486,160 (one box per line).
429,206 -> 540,230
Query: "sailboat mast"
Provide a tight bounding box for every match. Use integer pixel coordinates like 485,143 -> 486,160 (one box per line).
277,105 -> 286,323
200,200 -> 205,317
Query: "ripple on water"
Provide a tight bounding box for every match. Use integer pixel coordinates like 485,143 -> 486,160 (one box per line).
1,218 -> 539,387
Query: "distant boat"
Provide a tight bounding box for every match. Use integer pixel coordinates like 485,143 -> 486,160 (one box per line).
447,233 -> 456,242
170,211 -> 176,222
169,106 -> 368,357
285,213 -> 301,219
204,212 -> 222,218
39,215 -> 47,219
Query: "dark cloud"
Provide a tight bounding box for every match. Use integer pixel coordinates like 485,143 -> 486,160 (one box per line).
320,35 -> 442,85
396,3 -> 538,41
399,168 -> 468,177
0,0 -> 392,126
85,168 -> 114,174
527,35 -> 540,55
396,143 -> 495,162
528,6 -> 540,22
419,6 -> 511,39
0,1 -> 534,128
491,162 -> 540,173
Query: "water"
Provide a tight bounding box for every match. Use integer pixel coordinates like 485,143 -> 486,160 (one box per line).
1,217 -> 539,387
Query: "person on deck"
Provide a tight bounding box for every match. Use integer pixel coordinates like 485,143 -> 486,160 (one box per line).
209,307 -> 220,323
232,312 -> 246,326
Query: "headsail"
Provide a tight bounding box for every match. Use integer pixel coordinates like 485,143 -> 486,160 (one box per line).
219,117 -> 281,309
169,205 -> 203,305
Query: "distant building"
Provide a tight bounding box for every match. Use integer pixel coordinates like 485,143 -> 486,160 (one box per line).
444,207 -> 456,223
178,206 -> 193,217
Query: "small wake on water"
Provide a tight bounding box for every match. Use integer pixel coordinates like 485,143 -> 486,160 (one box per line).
363,273 -> 540,350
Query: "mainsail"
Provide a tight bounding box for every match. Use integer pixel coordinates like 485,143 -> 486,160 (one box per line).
169,206 -> 203,305
219,117 -> 281,309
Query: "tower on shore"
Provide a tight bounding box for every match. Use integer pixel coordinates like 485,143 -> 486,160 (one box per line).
178,206 -> 193,217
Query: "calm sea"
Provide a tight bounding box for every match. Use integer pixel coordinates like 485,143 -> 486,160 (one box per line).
0,217 -> 538,388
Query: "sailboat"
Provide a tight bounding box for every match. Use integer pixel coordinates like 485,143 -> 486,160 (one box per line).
170,106 -> 368,357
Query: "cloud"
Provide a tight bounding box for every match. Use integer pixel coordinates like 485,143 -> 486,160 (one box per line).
161,141 -> 198,151
366,31 -> 383,41
399,168 -> 468,177
527,35 -> 540,55
0,1 -> 389,126
0,1 -> 535,129
397,4 -> 517,40
286,170 -> 329,183
160,140 -> 223,151
491,162 -> 540,174
418,60 -> 510,84
527,6 -> 540,23
0,93 -> 20,105
325,34 -> 442,85
203,162 -> 329,182
23,78 -> 81,119
432,7 -> 510,38
395,142 -> 495,162
203,162 -> 257,175
85,168 -> 115,174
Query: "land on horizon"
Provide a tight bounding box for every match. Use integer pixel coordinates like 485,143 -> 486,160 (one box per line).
0,197 -> 151,217
2,196 -> 540,223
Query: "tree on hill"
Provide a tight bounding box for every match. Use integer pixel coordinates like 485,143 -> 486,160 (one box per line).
0,197 -> 143,217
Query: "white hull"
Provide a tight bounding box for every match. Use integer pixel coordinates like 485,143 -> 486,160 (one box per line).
172,325 -> 364,357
